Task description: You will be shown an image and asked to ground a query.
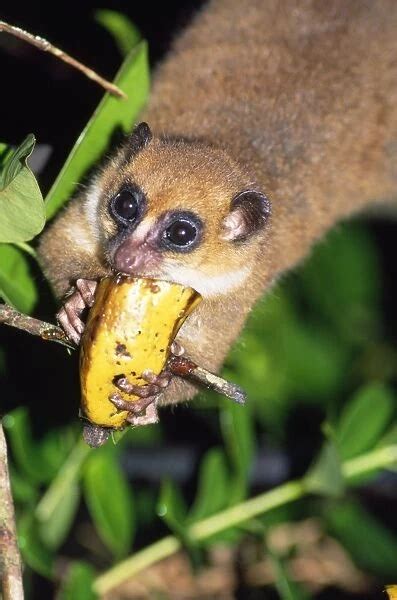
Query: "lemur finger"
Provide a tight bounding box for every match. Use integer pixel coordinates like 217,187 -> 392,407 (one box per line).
127,403 -> 159,426
76,278 -> 97,307
115,376 -> 160,398
110,392 -> 158,415
170,341 -> 185,356
109,392 -> 134,412
142,369 -> 172,388
64,298 -> 85,336
57,307 -> 81,345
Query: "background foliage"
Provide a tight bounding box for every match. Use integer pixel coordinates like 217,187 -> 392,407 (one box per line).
0,6 -> 396,599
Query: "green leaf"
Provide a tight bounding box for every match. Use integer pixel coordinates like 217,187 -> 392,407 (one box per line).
45,41 -> 150,219
9,465 -> 38,504
2,409 -> 46,484
157,479 -> 188,535
18,512 -> 54,579
325,500 -> 397,577
0,143 -> 13,169
0,134 -> 35,190
225,288 -> 347,432
4,411 -> 77,488
135,488 -> 158,528
95,10 -> 141,57
300,224 -> 380,342
220,400 -> 255,480
157,479 -> 203,565
83,449 -> 134,558
336,383 -> 394,459
188,448 -> 229,522
38,483 -> 80,550
0,135 -> 45,243
305,441 -> 344,497
379,423 -> 397,449
60,561 -> 97,600
0,244 -> 37,313
38,427 -> 78,480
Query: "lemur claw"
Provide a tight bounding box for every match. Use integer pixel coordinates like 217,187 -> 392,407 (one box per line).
114,370 -> 172,397
109,369 -> 171,426
109,391 -> 159,426
57,278 -> 97,345
75,278 -> 97,307
127,402 -> 159,426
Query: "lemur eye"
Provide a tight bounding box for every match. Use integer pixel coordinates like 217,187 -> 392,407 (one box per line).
110,188 -> 140,225
162,212 -> 202,252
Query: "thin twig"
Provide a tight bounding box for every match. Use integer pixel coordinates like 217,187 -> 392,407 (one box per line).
0,21 -> 127,99
0,304 -> 74,349
0,422 -> 24,600
168,355 -> 247,404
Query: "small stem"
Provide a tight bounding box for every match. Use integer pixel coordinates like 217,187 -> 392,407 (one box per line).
342,444 -> 397,479
0,304 -> 74,349
0,21 -> 126,99
93,444 -> 397,596
168,355 -> 247,404
0,422 -> 24,600
95,536 -> 181,591
189,480 -> 304,541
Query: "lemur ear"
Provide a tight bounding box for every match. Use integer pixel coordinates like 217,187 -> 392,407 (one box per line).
221,190 -> 271,241
123,122 -> 153,163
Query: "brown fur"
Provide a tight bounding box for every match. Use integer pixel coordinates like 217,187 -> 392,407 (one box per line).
38,0 -> 397,407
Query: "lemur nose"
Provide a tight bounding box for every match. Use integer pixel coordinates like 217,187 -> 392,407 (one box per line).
113,239 -> 159,274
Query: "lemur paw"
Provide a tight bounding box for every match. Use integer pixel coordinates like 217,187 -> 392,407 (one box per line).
109,370 -> 172,426
57,278 -> 97,345
114,369 -> 172,398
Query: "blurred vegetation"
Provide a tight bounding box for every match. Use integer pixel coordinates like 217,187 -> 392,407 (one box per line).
0,11 -> 396,600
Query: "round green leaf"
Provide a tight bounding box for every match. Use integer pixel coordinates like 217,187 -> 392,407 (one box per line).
336,383 -> 394,459
0,244 -> 37,313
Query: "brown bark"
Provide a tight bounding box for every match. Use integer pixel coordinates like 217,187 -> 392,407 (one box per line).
0,304 -> 73,349
0,423 -> 24,600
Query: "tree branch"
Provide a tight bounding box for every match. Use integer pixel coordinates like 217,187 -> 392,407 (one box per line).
0,422 -> 24,600
0,304 -> 73,349
0,305 -> 246,402
0,21 -> 126,99
168,355 -> 246,404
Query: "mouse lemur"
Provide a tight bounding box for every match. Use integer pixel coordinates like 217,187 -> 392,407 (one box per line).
38,0 -> 397,424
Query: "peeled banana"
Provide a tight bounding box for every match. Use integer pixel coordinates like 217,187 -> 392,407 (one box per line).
80,276 -> 201,428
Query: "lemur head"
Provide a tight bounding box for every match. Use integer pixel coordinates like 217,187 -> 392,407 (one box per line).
85,123 -> 271,297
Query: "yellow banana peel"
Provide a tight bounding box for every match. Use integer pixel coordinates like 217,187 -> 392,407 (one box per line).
80,276 -> 201,428
386,586 -> 397,600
